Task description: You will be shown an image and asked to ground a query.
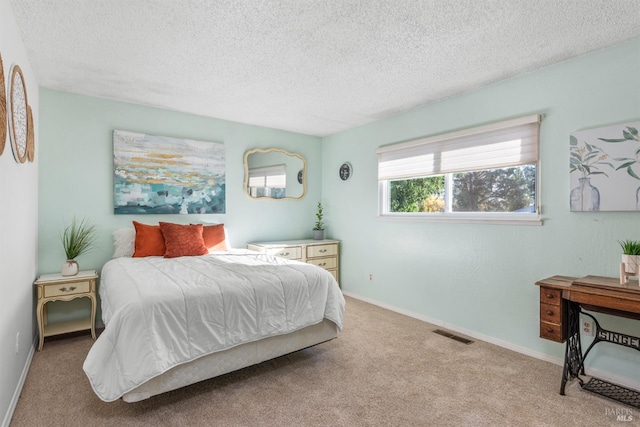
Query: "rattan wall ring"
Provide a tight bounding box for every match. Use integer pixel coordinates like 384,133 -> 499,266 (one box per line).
0,53 -> 6,156
27,105 -> 35,162
9,64 -> 28,164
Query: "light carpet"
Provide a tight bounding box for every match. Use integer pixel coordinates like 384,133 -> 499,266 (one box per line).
10,296 -> 633,426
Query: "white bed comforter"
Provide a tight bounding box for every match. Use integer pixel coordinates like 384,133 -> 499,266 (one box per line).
83,251 -> 345,402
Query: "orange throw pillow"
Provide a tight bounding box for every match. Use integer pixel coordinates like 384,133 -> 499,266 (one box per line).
200,224 -> 229,251
132,221 -> 166,257
160,222 -> 208,258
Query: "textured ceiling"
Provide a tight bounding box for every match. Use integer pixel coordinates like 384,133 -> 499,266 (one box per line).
9,0 -> 640,136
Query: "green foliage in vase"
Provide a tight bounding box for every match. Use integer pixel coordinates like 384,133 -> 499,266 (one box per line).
598,126 -> 640,180
61,216 -> 98,260
570,136 -> 613,178
313,202 -> 324,231
619,239 -> 640,256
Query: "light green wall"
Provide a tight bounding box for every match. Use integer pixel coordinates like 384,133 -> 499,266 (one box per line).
322,38 -> 640,383
1,0 -> 39,423
38,90 -> 322,322
37,38 -> 640,386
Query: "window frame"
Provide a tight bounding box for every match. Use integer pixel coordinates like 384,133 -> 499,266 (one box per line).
377,115 -> 542,225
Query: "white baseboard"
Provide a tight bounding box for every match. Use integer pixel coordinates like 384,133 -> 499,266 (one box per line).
2,335 -> 37,427
342,291 -> 640,392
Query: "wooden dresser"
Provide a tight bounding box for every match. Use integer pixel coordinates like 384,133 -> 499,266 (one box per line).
247,239 -> 340,284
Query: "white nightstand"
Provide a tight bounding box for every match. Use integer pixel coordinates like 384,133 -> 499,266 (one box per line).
34,270 -> 98,350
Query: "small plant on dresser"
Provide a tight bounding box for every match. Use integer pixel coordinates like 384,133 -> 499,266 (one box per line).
313,202 -> 325,240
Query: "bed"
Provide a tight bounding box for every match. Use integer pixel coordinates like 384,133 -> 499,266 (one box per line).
83,223 -> 345,402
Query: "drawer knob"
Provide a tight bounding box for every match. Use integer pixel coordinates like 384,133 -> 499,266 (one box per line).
546,310 -> 553,316
546,294 -> 554,299
546,327 -> 554,333
281,252 -> 289,256
319,249 -> 327,253
319,262 -> 326,267
59,286 -> 77,292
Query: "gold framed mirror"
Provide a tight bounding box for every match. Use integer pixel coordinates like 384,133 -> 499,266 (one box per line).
243,148 -> 306,200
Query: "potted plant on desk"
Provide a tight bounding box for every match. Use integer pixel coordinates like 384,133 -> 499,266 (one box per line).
619,239 -> 640,284
61,216 -> 98,276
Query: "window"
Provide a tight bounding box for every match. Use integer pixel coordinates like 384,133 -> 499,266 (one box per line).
248,165 -> 287,199
377,115 -> 541,224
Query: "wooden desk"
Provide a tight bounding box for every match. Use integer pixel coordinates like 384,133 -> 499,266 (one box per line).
536,275 -> 640,407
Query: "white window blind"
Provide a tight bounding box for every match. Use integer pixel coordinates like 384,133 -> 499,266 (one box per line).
377,115 -> 541,181
248,165 -> 286,188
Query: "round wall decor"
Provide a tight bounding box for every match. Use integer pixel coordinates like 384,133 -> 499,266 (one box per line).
0,53 -> 6,156
27,105 -> 35,162
9,64 -> 28,164
339,162 -> 353,181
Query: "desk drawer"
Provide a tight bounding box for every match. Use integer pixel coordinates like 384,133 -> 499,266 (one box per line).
540,303 -> 562,324
540,321 -> 564,342
43,280 -> 91,298
540,287 -> 562,306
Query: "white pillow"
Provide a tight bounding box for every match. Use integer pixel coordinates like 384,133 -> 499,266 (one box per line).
112,228 -> 136,258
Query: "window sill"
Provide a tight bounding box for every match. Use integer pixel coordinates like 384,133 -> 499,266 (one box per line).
377,213 -> 542,226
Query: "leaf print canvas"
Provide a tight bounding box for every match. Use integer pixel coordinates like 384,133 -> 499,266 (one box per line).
570,121 -> 640,211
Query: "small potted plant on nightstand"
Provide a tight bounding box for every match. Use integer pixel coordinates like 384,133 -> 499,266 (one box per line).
619,239 -> 640,284
313,202 -> 325,240
61,216 -> 98,276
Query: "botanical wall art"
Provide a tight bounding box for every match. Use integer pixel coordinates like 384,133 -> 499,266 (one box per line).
0,52 -> 6,156
113,130 -> 226,214
570,120 -> 640,211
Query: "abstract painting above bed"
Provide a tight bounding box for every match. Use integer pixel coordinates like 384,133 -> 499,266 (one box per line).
83,251 -> 345,402
113,130 -> 226,215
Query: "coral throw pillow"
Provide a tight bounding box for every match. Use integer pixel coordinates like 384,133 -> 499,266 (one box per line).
200,224 -> 229,251
160,222 -> 208,258
132,221 -> 166,257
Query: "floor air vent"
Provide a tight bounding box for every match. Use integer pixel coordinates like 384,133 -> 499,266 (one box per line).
433,329 -> 474,345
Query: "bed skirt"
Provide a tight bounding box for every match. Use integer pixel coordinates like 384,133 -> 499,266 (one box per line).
122,318 -> 339,402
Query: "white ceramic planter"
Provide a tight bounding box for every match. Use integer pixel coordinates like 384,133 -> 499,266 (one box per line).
621,254 -> 640,274
61,259 -> 79,276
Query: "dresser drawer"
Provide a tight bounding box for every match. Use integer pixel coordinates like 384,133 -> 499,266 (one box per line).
307,243 -> 338,259
43,280 -> 91,298
540,287 -> 562,306
273,246 -> 302,260
307,256 -> 337,270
